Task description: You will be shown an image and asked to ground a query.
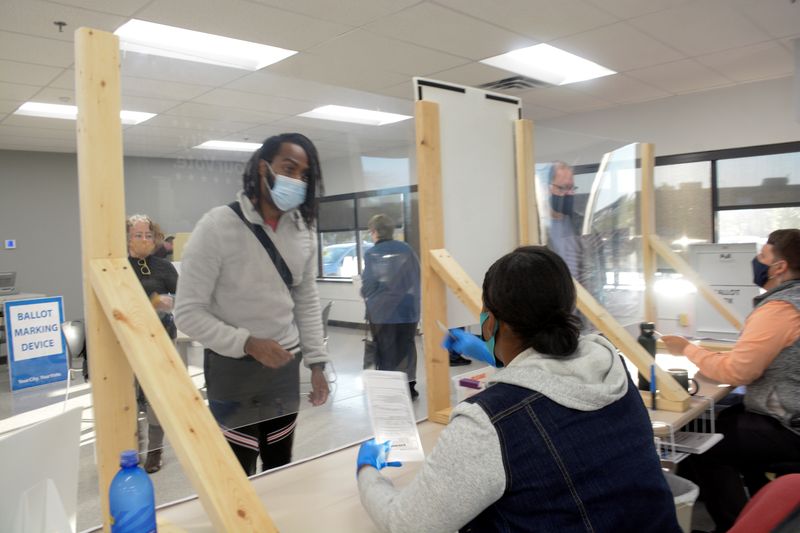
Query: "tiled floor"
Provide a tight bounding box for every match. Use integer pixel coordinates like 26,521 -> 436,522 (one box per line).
1,326 -> 480,532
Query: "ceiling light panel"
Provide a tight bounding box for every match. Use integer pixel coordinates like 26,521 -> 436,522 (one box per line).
193,140 -> 261,152
481,44 -> 616,86
14,102 -> 156,125
298,105 -> 412,126
114,19 -> 297,71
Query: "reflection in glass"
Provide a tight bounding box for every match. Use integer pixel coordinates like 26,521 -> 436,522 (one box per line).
717,207 -> 800,243
654,161 -> 712,260
320,231 -> 360,277
717,152 -> 800,207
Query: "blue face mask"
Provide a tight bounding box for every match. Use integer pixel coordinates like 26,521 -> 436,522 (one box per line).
752,256 -> 770,288
265,164 -> 307,212
479,311 -> 503,368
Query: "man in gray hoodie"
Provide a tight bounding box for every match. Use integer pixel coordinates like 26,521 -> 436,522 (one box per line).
357,247 -> 679,532
176,133 -> 330,475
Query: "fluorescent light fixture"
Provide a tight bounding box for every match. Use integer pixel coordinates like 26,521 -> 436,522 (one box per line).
114,19 -> 297,71
481,44 -> 616,86
194,140 -> 262,152
14,102 -> 156,125
298,105 -> 412,126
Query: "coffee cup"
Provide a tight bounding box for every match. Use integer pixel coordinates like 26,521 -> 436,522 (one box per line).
667,368 -> 698,396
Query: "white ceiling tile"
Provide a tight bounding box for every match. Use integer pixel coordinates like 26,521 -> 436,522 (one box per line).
47,69 -> 73,90
733,0 -> 800,39
123,124 -> 210,147
0,81 -> 41,101
251,0 -> 418,27
0,99 -> 24,113
164,102 -> 285,124
171,147 -> 252,162
520,103 -> 565,121
696,41 -> 793,83
0,60 -> 63,86
0,137 -> 75,153
435,0 -> 618,41
27,87 -> 74,105
0,114 -> 77,130
0,31 -> 74,68
0,124 -> 76,140
519,86 -> 614,113
584,0 -> 693,20
304,30 -> 470,76
225,71 -> 344,100
121,76 -> 212,101
269,52 -> 409,93
629,0 -> 772,56
136,0 -> 351,51
365,2 -> 536,60
120,52 -> 248,87
143,113 -> 255,135
372,82 -> 416,101
40,0 -> 152,17
551,22 -> 684,72
0,0 -> 126,41
425,62 -> 518,89
235,122 -> 342,144
192,89 -> 312,116
569,74 -> 671,104
627,59 -> 733,94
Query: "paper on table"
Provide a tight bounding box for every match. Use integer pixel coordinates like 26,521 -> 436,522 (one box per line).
362,370 -> 425,462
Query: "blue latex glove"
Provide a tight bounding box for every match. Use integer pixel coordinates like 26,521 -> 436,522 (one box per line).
356,438 -> 402,475
442,328 -> 493,365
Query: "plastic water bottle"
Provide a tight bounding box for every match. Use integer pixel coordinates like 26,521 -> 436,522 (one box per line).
109,450 -> 157,533
637,322 -> 657,391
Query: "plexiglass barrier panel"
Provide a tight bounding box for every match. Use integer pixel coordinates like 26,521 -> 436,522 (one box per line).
536,143 -> 645,331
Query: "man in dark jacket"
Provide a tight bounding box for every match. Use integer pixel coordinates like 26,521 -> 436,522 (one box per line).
361,214 -> 421,398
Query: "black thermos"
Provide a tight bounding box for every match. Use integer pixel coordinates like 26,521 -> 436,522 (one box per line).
637,322 -> 656,391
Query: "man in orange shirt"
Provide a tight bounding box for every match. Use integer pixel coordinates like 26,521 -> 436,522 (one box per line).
663,228 -> 800,532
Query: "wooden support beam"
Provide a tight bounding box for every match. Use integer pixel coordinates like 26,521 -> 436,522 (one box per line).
648,234 -> 744,331
89,259 -> 277,532
415,100 -> 451,422
429,249 -> 482,317
431,407 -> 453,425
74,28 -> 138,527
514,119 -> 537,246
575,281 -> 691,412
640,143 -> 657,323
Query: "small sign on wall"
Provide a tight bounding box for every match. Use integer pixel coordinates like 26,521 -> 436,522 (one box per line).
3,296 -> 68,391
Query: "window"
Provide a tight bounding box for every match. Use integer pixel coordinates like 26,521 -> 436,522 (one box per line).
654,161 -> 712,256
717,152 -> 800,208
317,187 -> 417,279
717,207 -> 800,244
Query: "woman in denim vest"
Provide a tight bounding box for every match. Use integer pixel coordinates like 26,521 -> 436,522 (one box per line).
357,246 -> 680,532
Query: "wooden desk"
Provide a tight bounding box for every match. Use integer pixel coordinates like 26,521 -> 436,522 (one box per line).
100,422 -> 446,533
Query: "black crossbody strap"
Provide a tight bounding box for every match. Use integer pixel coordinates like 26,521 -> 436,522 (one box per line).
228,202 -> 293,290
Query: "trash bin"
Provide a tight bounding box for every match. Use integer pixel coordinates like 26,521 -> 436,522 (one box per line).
664,472 -> 699,533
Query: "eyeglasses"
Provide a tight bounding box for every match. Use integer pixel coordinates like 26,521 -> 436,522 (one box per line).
551,184 -> 578,193
137,258 -> 151,276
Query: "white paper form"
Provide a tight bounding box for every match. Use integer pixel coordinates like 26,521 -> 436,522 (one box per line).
362,370 -> 425,462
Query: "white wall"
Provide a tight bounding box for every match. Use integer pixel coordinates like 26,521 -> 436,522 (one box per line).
535,76 -> 800,164
0,150 -> 242,318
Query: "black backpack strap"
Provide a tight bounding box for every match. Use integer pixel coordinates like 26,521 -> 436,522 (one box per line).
228,202 -> 293,290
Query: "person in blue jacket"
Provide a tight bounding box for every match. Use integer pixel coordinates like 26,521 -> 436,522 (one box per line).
361,214 -> 421,398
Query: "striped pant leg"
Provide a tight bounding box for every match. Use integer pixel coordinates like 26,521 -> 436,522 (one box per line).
258,412 -> 299,471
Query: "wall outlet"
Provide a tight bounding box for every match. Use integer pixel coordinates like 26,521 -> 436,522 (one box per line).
4,239 -> 16,249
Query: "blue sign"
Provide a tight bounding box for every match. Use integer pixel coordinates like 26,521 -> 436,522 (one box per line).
4,296 -> 68,391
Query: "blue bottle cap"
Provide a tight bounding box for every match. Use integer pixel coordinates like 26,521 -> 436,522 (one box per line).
120,449 -> 139,468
